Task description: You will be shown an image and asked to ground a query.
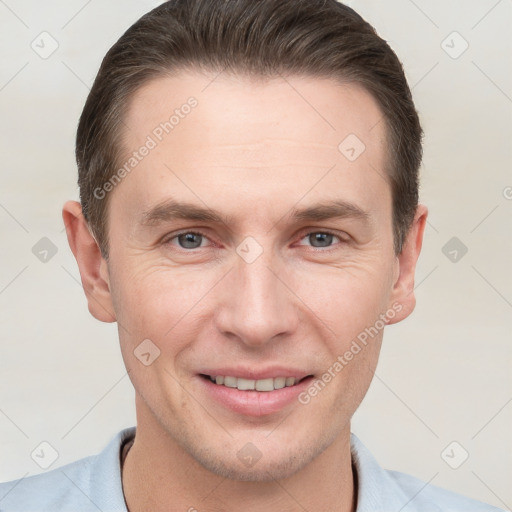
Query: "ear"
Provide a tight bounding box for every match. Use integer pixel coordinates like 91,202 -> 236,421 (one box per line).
62,200 -> 116,323
387,204 -> 428,325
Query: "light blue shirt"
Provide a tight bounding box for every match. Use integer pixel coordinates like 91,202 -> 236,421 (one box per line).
0,427 -> 506,511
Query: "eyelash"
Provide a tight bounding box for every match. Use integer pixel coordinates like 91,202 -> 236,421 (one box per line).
163,229 -> 348,251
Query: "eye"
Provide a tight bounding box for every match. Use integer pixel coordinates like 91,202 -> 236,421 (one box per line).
168,231 -> 210,249
298,231 -> 343,248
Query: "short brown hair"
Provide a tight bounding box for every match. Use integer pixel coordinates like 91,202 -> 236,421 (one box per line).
76,0 -> 422,258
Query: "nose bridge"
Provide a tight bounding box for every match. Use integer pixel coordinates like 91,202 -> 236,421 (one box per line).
215,248 -> 297,346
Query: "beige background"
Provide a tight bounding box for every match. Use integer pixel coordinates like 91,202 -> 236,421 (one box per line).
0,0 -> 511,509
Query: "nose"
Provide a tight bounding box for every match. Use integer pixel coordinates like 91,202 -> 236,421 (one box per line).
214,252 -> 299,348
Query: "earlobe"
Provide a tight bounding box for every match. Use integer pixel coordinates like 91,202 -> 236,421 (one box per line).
387,204 -> 428,325
62,200 -> 116,323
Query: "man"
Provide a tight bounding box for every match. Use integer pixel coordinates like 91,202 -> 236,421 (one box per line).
0,0 -> 505,511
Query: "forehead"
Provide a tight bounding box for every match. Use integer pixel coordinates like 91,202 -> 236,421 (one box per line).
123,70 -> 386,152
111,71 -> 389,229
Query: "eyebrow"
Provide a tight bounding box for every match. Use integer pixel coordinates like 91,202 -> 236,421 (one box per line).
291,200 -> 371,223
139,198 -> 371,228
139,199 -> 232,227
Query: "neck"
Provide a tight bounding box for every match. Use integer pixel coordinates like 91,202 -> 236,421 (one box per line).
121,404 -> 357,512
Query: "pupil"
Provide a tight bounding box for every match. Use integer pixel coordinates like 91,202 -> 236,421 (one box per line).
310,233 -> 333,247
179,233 -> 202,249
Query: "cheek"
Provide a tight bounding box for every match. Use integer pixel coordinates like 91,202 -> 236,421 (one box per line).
287,257 -> 394,343
111,266 -> 214,401
110,263 -> 221,345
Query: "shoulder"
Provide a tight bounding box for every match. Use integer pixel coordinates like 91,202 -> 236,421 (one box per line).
0,455 -> 96,512
0,427 -> 135,512
350,432 -> 506,512
387,468 -> 506,512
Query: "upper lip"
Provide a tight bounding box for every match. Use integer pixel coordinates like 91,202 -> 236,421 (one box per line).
198,367 -> 312,381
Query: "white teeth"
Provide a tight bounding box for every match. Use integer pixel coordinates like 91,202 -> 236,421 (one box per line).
285,377 -> 296,387
224,376 -> 237,388
273,377 -> 286,389
237,378 -> 255,390
255,378 -> 274,391
208,375 -> 302,391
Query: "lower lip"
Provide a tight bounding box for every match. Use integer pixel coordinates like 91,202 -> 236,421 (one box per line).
198,376 -> 314,417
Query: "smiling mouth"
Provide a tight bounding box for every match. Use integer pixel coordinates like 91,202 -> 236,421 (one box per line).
200,374 -> 312,392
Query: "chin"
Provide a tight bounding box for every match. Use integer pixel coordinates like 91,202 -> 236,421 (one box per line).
194,451 -> 310,482
183,431 -> 336,482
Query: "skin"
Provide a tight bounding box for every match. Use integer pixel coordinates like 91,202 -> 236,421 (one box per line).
63,71 -> 427,512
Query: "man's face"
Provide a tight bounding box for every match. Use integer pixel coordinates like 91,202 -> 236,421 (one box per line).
102,72 -> 407,480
